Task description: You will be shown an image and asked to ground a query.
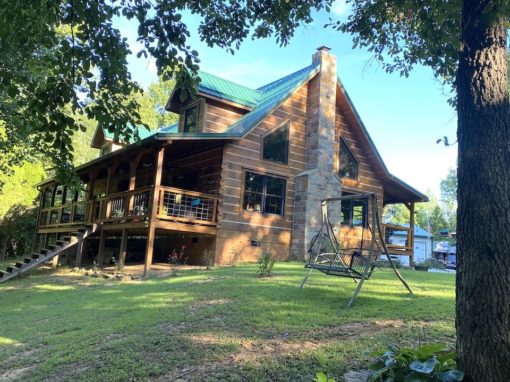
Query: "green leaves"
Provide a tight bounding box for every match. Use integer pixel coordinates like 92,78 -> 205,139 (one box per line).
367,343 -> 464,382
0,0 -> 334,187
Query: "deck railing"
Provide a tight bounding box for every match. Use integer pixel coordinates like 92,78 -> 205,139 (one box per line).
99,186 -> 152,223
37,185 -> 218,228
382,224 -> 414,255
38,200 -> 93,228
157,186 -> 218,226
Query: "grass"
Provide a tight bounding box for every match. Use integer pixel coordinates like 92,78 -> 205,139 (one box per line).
0,262 -> 455,381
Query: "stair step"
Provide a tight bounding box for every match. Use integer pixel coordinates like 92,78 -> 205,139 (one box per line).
23,258 -> 33,264
0,270 -> 9,278
40,249 -> 50,255
56,239 -> 68,245
15,262 -> 24,269
6,266 -> 20,273
32,254 -> 41,260
47,244 -> 58,250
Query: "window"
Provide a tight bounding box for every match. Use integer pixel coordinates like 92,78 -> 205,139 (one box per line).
53,185 -> 64,207
243,172 -> 286,216
339,138 -> 358,180
43,187 -> 53,208
262,123 -> 289,164
181,101 -> 203,133
340,195 -> 367,227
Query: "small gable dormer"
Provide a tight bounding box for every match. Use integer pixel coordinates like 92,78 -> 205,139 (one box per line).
90,126 -> 153,156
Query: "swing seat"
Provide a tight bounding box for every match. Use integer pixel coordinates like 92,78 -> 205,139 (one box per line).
304,251 -> 375,279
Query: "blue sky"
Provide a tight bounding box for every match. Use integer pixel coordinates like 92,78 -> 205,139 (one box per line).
117,1 -> 457,197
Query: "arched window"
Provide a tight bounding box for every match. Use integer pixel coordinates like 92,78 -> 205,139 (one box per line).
339,138 -> 358,180
262,123 -> 289,164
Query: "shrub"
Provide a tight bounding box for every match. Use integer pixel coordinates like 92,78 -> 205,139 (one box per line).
313,372 -> 335,382
168,245 -> 187,276
203,249 -> 213,270
368,343 -> 464,381
257,251 -> 275,277
417,258 -> 446,269
375,258 -> 403,269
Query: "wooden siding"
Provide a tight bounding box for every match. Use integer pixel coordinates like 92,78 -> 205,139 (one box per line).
203,99 -> 247,133
216,84 -> 308,263
335,104 -> 385,251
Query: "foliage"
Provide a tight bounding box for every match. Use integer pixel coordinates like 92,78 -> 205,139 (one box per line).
417,258 -> 446,270
0,0 -> 332,182
314,371 -> 336,382
0,204 -> 37,260
257,250 -> 275,277
330,0 -> 460,85
111,256 -> 123,274
439,168 -> 457,234
0,161 -> 45,218
203,249 -> 214,270
368,343 -> 464,382
383,204 -> 410,226
167,245 -> 187,276
375,258 -> 403,269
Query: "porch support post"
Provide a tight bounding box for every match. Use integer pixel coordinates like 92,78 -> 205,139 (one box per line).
51,254 -> 59,269
75,235 -> 85,267
409,202 -> 415,267
119,228 -> 128,267
87,170 -> 98,223
143,146 -> 165,277
97,229 -> 106,268
30,188 -> 45,254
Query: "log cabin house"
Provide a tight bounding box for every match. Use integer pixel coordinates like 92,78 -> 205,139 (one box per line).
27,47 -> 427,277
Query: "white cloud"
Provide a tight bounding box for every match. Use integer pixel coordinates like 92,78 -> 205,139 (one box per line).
331,0 -> 349,16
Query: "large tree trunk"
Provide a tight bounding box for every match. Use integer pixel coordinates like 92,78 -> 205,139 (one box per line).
456,1 -> 510,380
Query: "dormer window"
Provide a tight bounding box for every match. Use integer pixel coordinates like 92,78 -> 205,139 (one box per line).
181,100 -> 205,133
262,122 -> 289,164
339,138 -> 358,180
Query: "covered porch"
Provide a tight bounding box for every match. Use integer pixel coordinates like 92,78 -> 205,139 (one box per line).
34,139 -> 224,275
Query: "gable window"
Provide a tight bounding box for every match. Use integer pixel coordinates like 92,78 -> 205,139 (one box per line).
339,138 -> 358,180
262,123 -> 289,164
341,194 -> 367,227
243,171 -> 286,216
181,100 -> 204,133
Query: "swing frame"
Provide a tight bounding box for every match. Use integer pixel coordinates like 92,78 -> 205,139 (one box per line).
299,193 -> 413,307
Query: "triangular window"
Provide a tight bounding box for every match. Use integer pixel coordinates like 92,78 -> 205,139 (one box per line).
339,138 -> 358,180
262,123 -> 289,164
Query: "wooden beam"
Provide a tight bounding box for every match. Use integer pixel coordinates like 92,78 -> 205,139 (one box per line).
97,229 -> 106,268
409,201 -> 415,267
119,229 -> 128,267
75,235 -> 85,267
143,226 -> 155,277
143,147 -> 165,277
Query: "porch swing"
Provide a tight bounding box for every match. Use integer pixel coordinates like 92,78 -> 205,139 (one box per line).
299,193 -> 413,307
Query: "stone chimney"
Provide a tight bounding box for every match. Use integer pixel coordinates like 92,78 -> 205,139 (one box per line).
290,47 -> 341,259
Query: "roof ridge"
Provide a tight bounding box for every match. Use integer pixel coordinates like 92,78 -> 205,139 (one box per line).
257,63 -> 318,92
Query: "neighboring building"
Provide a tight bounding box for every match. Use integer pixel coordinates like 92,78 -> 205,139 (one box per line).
388,225 -> 433,266
23,47 -> 428,276
433,241 -> 456,268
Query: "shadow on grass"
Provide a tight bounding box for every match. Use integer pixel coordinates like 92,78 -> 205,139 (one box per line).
0,262 -> 455,381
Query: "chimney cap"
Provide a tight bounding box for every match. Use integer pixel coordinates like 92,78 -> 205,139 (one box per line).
317,45 -> 331,52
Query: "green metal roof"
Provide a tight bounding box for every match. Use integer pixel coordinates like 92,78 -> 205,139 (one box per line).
103,125 -> 155,144
157,63 -> 320,140
197,71 -> 262,107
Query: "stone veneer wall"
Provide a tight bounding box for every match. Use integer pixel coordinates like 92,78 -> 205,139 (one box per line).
290,48 -> 342,260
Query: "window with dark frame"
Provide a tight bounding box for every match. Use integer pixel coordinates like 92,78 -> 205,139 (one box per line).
340,194 -> 367,228
182,102 -> 201,133
243,171 -> 286,216
339,138 -> 359,180
262,123 -> 289,164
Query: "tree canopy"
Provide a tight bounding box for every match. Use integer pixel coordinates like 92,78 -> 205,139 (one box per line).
0,0 -> 332,183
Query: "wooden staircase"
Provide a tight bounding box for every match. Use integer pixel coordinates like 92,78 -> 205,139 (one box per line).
0,224 -> 98,284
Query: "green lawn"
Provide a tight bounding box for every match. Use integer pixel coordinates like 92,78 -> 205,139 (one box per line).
0,263 -> 455,381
